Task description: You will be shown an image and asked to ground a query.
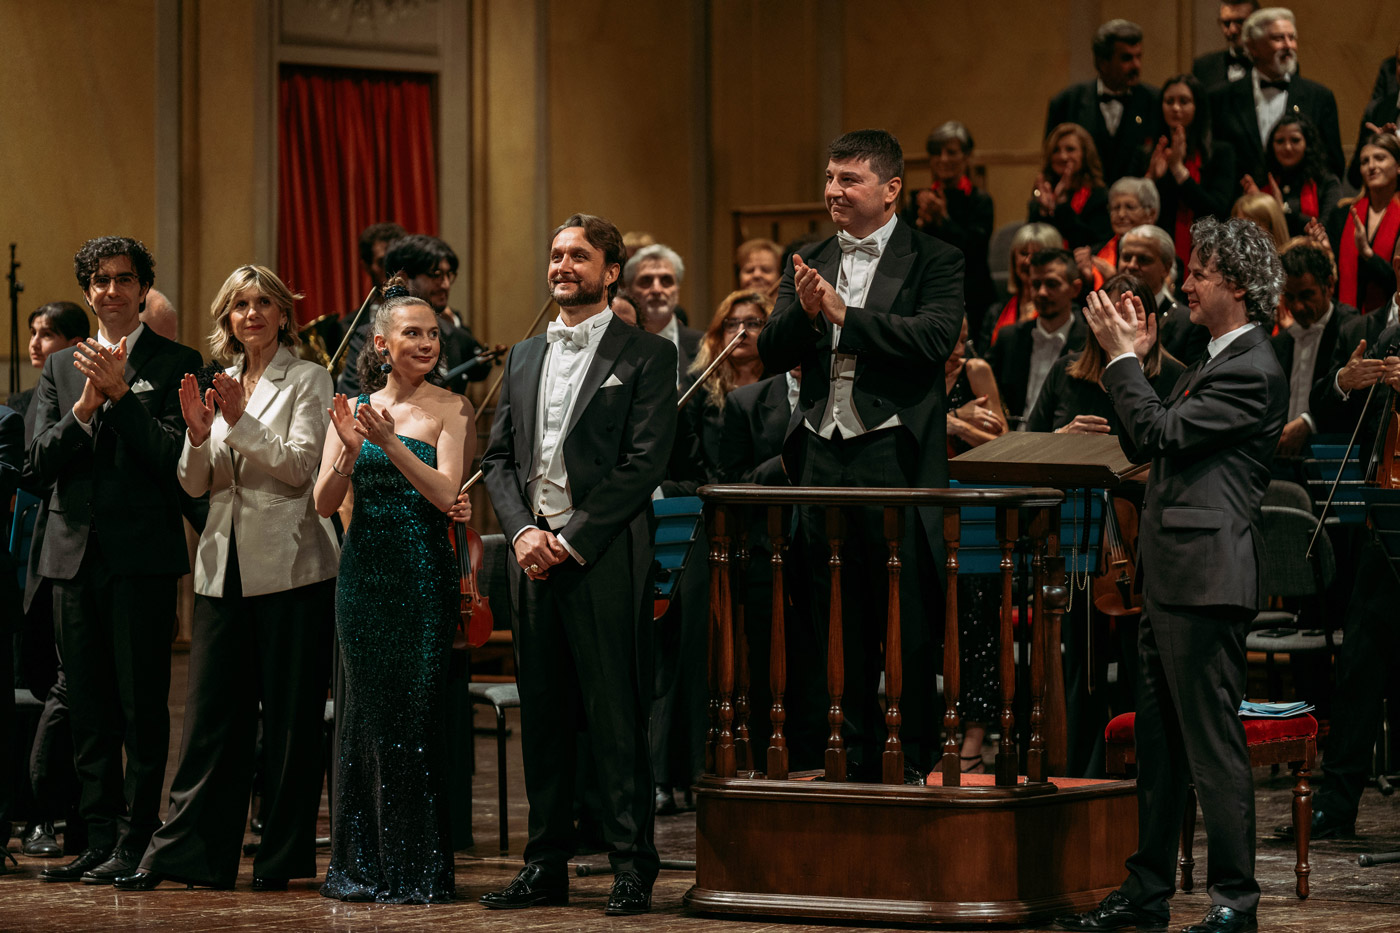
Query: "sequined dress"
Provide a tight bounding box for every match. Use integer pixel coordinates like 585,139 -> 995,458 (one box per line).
321,418 -> 456,903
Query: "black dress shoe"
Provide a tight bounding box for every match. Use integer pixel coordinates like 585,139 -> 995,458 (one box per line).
605,871 -> 652,916
479,864 -> 568,909
1275,808 -> 1355,840
1181,905 -> 1257,933
1054,890 -> 1168,931
81,846 -> 142,885
654,786 -> 678,815
40,847 -> 112,883
251,876 -> 288,891
113,870 -> 191,892
23,823 -> 62,858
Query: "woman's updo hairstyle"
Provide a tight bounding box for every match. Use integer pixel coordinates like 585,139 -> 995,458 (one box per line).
355,272 -> 448,393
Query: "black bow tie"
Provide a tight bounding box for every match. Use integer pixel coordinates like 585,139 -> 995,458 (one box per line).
1098,92 -> 1130,104
1259,77 -> 1290,92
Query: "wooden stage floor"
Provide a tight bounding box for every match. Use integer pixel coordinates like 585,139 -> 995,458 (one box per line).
2,651 -> 1398,932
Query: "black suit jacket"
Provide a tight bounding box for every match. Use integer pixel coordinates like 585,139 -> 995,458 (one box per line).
1210,74 -> 1344,185
985,313 -> 1087,423
901,185 -> 996,331
1192,49 -> 1252,91
0,405 -> 22,614
481,314 -> 677,566
1104,325 -> 1288,609
1269,303 -> 1357,418
27,330 -> 201,580
1310,308 -> 1398,438
719,374 -> 792,486
675,324 -> 702,383
1045,81 -> 1161,184
758,218 -> 964,483
1135,141 -> 1236,241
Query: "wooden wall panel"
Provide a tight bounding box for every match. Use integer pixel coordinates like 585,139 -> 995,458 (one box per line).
0,0 -> 158,389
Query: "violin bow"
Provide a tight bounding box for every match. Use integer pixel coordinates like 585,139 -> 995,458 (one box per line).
325,285 -> 382,374
677,325 -> 751,412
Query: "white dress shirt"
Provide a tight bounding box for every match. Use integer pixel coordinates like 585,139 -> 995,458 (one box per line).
1285,306 -> 1333,426
1252,68 -> 1290,147
518,309 -> 615,563
814,211 -> 901,439
76,322 -> 146,433
785,371 -> 801,413
1107,322 -> 1258,373
1097,79 -> 1126,137
1021,314 -> 1075,428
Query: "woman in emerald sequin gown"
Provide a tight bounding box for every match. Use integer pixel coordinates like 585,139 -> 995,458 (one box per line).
313,277 -> 475,903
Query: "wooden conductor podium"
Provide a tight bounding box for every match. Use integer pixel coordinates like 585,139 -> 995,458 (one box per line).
684,435 -> 1147,926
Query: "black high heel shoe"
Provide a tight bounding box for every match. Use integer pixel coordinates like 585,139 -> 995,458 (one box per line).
113,870 -> 193,892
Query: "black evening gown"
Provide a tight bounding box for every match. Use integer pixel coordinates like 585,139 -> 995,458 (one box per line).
322,411 -> 457,904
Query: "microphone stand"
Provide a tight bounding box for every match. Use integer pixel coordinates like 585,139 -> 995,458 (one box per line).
7,244 -> 22,396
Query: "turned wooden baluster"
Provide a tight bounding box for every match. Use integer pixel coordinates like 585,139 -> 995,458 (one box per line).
733,524 -> 752,773
941,508 -> 962,785
705,506 -> 721,774
881,507 -> 905,785
714,506 -> 737,778
767,505 -> 789,780
995,506 -> 1020,786
1042,551 -> 1069,777
1026,507 -> 1048,784
824,508 -> 847,783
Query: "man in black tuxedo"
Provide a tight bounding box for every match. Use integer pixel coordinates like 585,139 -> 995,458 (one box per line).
0,403 -> 21,865
1045,20 -> 1160,185
757,129 -> 964,780
987,248 -> 1087,428
719,370 -> 797,485
1192,1 -> 1259,90
480,214 -> 676,916
1058,217 -> 1288,933
1271,242 -> 1357,456
623,244 -> 701,385
28,237 -> 201,884
1295,265 -> 1400,842
1210,8 -> 1343,186
1120,224 -> 1211,365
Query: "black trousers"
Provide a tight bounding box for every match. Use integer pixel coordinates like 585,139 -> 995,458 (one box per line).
52,542 -> 176,853
142,545 -> 334,886
1121,597 -> 1258,914
796,427 -> 941,775
512,529 -> 657,884
29,665 -> 83,843
1315,538 -> 1400,819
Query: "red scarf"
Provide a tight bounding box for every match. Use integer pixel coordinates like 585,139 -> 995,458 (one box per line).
1299,180 -> 1319,220
932,175 -> 975,197
1071,185 -> 1092,214
1092,235 -> 1120,290
1339,195 -> 1400,313
990,295 -> 1037,346
1172,153 -> 1202,266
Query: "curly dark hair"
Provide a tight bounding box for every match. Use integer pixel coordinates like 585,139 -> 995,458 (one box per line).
1264,113 -> 1331,184
354,273 -> 448,394
73,236 -> 155,296
1190,216 -> 1283,326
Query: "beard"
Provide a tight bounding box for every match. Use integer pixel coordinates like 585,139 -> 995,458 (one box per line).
1273,49 -> 1298,77
552,276 -> 606,307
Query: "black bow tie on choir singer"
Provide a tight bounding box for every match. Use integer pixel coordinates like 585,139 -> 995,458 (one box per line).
837,231 -> 881,258
546,320 -> 591,350
1259,77 -> 1290,91
1098,91 -> 1131,104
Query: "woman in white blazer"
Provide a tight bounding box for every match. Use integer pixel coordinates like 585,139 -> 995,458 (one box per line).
117,266 -> 338,893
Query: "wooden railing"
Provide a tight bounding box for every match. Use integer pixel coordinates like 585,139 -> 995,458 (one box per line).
699,484 -> 1066,789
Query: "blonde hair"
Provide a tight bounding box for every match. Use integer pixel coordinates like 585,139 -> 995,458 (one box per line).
1231,192 -> 1289,247
1007,223 -> 1064,296
687,289 -> 772,409
208,265 -> 301,364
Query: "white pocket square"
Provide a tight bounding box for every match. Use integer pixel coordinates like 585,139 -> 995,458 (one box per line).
130,378 -> 155,392
602,374 -> 624,388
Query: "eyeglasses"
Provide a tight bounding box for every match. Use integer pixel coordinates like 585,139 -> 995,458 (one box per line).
422,268 -> 457,284
90,273 -> 140,291
722,317 -> 767,332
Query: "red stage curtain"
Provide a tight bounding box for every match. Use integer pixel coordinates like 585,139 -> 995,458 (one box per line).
277,65 -> 439,325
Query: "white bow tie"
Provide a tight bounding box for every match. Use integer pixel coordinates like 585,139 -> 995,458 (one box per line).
546,320 -> 591,350
837,231 -> 881,258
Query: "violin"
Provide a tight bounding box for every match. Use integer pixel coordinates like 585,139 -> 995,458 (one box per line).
1092,490 -> 1142,617
452,517 -> 493,650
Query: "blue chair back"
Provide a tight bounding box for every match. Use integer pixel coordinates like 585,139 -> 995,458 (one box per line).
653,496 -> 704,602
950,481 -> 1104,575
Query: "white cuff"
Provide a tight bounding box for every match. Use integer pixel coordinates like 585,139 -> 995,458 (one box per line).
557,533 -> 585,565
1300,412 -> 1316,433
74,407 -> 95,434
1106,351 -> 1138,370
511,525 -> 532,547
1335,372 -> 1350,400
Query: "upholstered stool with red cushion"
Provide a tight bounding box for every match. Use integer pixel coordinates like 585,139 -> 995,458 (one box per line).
1103,711 -> 1318,898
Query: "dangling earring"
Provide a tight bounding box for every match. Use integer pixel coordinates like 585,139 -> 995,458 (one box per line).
379,346 -> 393,374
